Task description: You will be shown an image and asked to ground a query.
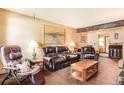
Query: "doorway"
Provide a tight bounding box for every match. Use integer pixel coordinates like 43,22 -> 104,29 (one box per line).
98,36 -> 105,53
98,35 -> 110,57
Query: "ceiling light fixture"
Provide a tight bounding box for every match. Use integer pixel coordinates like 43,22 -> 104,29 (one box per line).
33,13 -> 36,21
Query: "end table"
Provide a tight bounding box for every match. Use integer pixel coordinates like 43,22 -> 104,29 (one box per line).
33,59 -> 44,71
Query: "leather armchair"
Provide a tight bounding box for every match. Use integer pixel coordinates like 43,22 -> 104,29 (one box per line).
80,46 -> 99,61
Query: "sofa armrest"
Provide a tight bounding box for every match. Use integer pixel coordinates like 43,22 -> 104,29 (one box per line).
43,57 -> 55,65
94,53 -> 99,61
2,66 -> 19,71
43,57 -> 52,61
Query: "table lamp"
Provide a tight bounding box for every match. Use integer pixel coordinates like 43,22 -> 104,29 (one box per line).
29,40 -> 39,59
69,41 -> 76,52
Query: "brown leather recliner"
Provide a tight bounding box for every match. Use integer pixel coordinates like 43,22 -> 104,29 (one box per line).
80,46 -> 99,61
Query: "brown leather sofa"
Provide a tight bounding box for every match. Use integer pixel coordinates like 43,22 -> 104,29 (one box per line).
42,46 -> 79,71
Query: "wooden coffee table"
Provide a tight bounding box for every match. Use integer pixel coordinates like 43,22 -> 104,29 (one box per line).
71,60 -> 98,82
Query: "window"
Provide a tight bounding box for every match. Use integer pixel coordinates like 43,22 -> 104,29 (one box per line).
99,37 -> 105,47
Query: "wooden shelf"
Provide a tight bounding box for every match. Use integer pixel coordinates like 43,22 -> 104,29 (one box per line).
71,71 -> 82,81
86,70 -> 97,80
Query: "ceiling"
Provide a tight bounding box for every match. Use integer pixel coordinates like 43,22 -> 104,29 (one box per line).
5,8 -> 124,28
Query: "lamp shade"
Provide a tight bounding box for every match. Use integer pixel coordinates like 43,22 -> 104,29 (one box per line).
69,41 -> 75,47
29,40 -> 39,48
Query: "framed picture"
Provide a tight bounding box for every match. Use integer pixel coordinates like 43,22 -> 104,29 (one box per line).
114,33 -> 118,39
81,35 -> 86,43
44,25 -> 65,44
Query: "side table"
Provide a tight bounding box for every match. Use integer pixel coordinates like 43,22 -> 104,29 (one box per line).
32,59 -> 45,84
32,59 -> 44,71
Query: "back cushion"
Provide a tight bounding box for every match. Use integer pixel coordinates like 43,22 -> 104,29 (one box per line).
9,52 -> 22,60
47,47 -> 56,53
42,46 -> 69,56
42,46 -> 56,56
83,47 -> 95,54
0,45 -> 22,66
46,53 -> 57,57
56,46 -> 69,53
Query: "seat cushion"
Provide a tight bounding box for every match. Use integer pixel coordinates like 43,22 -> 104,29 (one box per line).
84,54 -> 95,59
69,54 -> 78,58
46,53 -> 57,57
16,62 -> 32,73
68,54 -> 78,61
58,54 -> 66,58
17,65 -> 40,76
54,57 -> 66,64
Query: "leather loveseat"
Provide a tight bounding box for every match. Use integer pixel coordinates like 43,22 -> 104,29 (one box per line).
42,46 -> 79,71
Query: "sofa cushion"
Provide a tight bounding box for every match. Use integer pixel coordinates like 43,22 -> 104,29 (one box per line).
62,51 -> 70,54
46,53 -> 57,57
42,47 -> 56,56
54,57 -> 66,64
84,54 -> 95,57
84,54 -> 95,59
9,52 -> 22,60
56,46 -> 69,53
47,47 -> 56,53
58,54 -> 66,58
69,54 -> 78,58
83,47 -> 95,54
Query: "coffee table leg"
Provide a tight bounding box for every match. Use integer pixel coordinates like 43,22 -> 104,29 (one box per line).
82,69 -> 86,82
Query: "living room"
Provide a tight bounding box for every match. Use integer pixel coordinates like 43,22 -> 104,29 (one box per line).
1,8 -> 124,85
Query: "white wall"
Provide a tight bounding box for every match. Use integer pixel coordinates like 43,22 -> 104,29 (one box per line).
87,32 -> 99,51
108,27 -> 123,44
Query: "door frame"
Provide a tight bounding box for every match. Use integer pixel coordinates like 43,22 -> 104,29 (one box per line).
104,36 -> 110,54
